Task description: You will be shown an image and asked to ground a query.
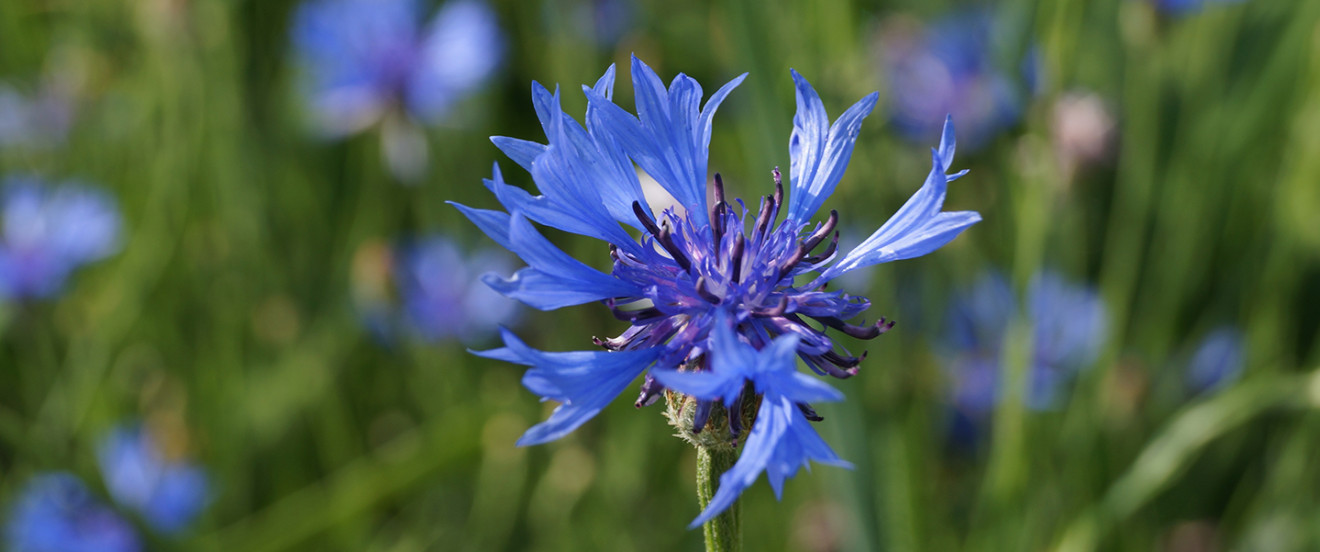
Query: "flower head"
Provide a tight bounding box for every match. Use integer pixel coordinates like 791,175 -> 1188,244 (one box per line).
458,57 -> 979,525
878,11 -> 1034,150
291,0 -> 503,137
0,175 -> 121,301
1185,326 -> 1245,394
96,424 -> 209,534
943,270 -> 1108,417
5,473 -> 142,552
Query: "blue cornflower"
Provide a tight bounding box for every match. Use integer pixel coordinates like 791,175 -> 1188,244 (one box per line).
5,474 -> 142,552
1184,326 -> 1245,395
458,56 -> 979,525
96,424 -> 209,534
290,0 -> 503,137
879,11 -> 1033,150
352,235 -> 519,343
0,175 -> 121,301
943,271 -> 1108,417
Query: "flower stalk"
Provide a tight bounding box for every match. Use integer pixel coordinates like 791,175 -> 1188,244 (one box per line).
697,445 -> 741,552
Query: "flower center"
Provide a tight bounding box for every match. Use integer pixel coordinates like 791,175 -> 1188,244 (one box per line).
600,168 -> 897,393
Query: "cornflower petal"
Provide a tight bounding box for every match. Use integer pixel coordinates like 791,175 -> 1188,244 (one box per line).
483,214 -> 640,310
785,70 -> 880,223
816,118 -> 980,284
494,71 -> 652,234
478,165 -> 603,240
652,312 -> 753,407
530,118 -> 647,251
681,321 -> 848,526
489,136 -> 544,173
689,393 -> 850,528
473,329 -> 664,446
585,56 -> 746,229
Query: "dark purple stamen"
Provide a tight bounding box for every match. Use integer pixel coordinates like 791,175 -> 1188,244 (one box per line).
797,402 -> 824,422
803,231 -> 839,264
802,210 -> 839,252
695,276 -> 722,304
822,349 -> 865,369
635,374 -> 665,407
656,219 -> 693,272
632,200 -> 660,235
800,353 -> 856,379
810,316 -> 896,340
730,234 -> 745,283
753,194 -> 777,240
712,173 -> 726,208
605,299 -> 664,322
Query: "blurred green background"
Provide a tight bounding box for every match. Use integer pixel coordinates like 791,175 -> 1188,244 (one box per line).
2,0 -> 1319,550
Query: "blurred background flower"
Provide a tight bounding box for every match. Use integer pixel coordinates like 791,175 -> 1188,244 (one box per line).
290,0 -> 504,180
561,0 -> 636,48
875,10 -> 1036,150
0,176 -> 121,302
1150,0 -> 1247,16
0,84 -> 73,150
351,235 -> 519,344
1184,326 -> 1245,395
96,424 -> 209,534
942,271 -> 1108,421
1051,91 -> 1117,179
5,474 -> 141,552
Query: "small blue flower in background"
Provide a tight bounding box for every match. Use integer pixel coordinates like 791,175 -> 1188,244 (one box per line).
291,0 -> 504,180
291,0 -> 504,137
395,236 -> 520,342
96,424 -> 209,534
5,473 -> 142,552
0,83 -> 74,149
351,236 -> 520,344
943,271 -> 1108,418
1185,327 -> 1245,395
0,175 -> 121,301
1149,0 -> 1246,16
878,11 -> 1033,150
459,56 -> 979,525
562,0 -> 635,47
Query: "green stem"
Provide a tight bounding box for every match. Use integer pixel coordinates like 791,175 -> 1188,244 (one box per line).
697,446 -> 742,552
